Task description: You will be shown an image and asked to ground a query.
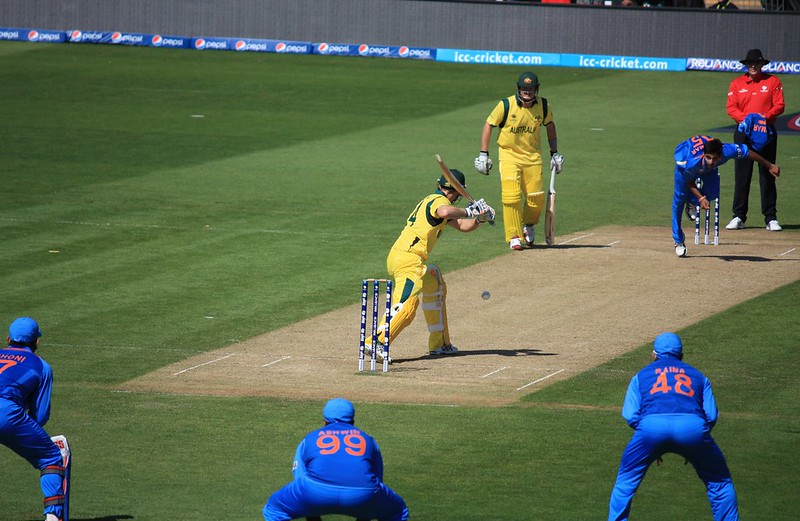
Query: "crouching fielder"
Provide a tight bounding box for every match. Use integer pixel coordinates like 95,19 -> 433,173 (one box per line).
373,168 -> 494,357
0,317 -> 68,521
263,398 -> 408,521
608,333 -> 739,521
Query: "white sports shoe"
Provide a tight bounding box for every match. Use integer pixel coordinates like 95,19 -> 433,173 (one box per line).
509,236 -> 523,251
522,224 -> 535,247
725,217 -> 744,230
766,220 -> 782,231
674,243 -> 687,258
429,344 -> 459,356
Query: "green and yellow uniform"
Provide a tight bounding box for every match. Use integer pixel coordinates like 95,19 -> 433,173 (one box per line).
378,190 -> 452,352
487,95 -> 554,242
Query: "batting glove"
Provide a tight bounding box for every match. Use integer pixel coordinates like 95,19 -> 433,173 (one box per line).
474,151 -> 493,175
464,198 -> 490,219
477,203 -> 496,223
550,152 -> 564,174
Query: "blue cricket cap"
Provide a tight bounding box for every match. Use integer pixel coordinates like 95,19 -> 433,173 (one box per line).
323,398 -> 355,424
8,317 -> 42,344
653,332 -> 683,357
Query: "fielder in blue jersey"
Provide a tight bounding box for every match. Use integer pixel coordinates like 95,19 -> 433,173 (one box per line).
671,135 -> 779,257
608,332 -> 739,521
0,317 -> 67,521
263,398 -> 409,521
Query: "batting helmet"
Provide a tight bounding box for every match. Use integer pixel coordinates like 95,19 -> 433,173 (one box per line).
517,72 -> 539,103
438,169 -> 466,191
517,71 -> 540,89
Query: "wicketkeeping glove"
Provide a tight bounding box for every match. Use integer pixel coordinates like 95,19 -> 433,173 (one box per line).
550,153 -> 564,174
474,151 -> 493,175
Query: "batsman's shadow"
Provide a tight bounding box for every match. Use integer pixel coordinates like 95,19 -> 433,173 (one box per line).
392,348 -> 557,364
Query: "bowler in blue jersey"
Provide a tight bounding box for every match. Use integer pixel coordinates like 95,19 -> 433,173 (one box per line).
671,135 -> 779,257
608,332 -> 739,521
0,317 -> 67,521
263,398 -> 408,521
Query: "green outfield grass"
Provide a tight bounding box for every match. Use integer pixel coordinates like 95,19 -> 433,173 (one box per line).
1,42 -> 798,520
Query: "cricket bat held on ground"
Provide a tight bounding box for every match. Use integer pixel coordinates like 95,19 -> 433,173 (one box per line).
545,164 -> 556,246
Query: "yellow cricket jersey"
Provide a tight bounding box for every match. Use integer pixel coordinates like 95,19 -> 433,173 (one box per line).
487,95 -> 553,163
390,191 -> 450,262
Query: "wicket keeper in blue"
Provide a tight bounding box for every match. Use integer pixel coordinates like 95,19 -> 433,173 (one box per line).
671,135 -> 779,257
608,332 -> 740,521
262,398 -> 409,521
0,317 -> 67,521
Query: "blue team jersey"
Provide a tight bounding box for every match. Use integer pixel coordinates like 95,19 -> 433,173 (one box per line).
294,421 -> 384,488
622,356 -> 717,429
0,346 -> 53,425
738,113 -> 775,152
674,135 -> 748,184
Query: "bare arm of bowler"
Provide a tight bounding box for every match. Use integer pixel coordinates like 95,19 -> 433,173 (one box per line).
747,149 -> 780,178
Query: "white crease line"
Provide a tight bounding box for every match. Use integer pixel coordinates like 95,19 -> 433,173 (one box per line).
607,240 -> 620,246
262,356 -> 291,367
516,369 -> 565,391
559,233 -> 594,245
481,366 -> 509,378
173,353 -> 234,375
779,248 -> 796,256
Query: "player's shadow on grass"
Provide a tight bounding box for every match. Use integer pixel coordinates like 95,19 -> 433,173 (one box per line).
709,255 -> 796,262
393,348 -> 557,364
28,517 -> 134,521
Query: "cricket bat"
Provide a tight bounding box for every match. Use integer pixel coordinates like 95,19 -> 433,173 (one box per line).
51,435 -> 71,521
434,154 -> 495,225
545,164 -> 557,246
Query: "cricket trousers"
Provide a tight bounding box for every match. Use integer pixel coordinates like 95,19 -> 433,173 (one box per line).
608,415 -> 739,521
0,399 -> 66,519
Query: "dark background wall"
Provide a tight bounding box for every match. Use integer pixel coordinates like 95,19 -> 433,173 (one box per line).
2,0 -> 797,60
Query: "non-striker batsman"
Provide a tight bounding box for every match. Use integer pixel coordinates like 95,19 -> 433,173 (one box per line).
475,71 -> 563,250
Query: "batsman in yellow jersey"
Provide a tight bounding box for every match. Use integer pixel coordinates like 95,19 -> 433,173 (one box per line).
475,71 -> 564,250
371,169 -> 495,359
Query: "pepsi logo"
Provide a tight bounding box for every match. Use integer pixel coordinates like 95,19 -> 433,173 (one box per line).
318,43 -> 329,54
70,30 -> 82,41
789,114 -> 800,132
27,31 -> 39,42
194,38 -> 206,49
358,44 -> 369,56
235,40 -> 247,51
276,42 -> 287,53
152,35 -> 163,46
111,32 -> 123,43
398,46 -> 409,57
